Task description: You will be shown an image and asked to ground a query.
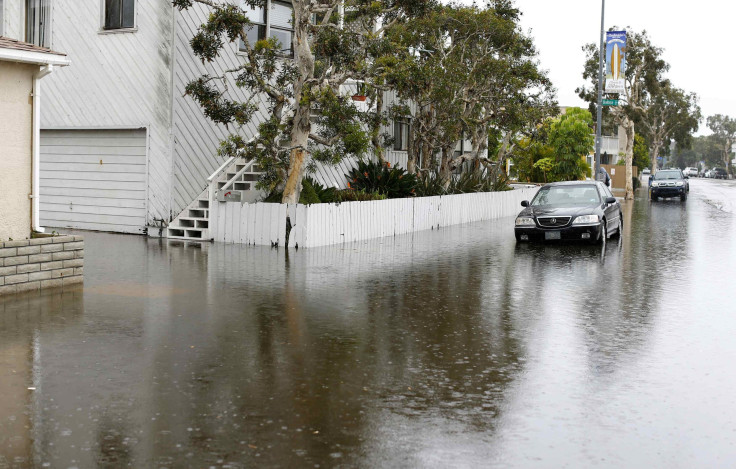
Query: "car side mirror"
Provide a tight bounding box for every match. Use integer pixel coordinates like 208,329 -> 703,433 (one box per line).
605,197 -> 616,204
521,200 -> 529,207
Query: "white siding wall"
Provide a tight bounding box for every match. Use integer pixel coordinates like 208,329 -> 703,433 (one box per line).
1,0 -> 23,40
41,0 -> 174,225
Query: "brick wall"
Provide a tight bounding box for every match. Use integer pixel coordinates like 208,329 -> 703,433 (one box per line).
0,236 -> 84,296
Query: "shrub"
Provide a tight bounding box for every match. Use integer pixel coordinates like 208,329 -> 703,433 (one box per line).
299,178 -> 321,204
336,189 -> 387,202
414,171 -> 448,197
304,177 -> 337,203
345,160 -> 417,198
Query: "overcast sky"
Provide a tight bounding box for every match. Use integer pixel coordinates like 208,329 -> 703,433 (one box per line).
513,0 -> 735,135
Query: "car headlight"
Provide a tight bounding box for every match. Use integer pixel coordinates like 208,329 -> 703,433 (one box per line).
676,181 -> 683,186
572,215 -> 600,225
515,217 -> 535,226
651,181 -> 660,187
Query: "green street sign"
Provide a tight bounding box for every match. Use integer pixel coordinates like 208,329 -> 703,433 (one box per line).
602,99 -> 619,106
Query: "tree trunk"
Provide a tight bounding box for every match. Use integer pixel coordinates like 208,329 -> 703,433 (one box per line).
623,118 -> 635,200
439,146 -> 452,182
371,90 -> 385,164
407,120 -> 416,174
282,0 -> 315,204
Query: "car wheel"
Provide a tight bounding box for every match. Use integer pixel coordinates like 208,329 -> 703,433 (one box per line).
591,221 -> 606,245
681,193 -> 687,202
652,194 -> 659,202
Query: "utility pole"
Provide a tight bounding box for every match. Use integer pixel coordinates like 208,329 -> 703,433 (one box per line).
594,0 -> 605,181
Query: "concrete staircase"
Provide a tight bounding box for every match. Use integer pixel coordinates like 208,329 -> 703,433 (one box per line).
167,156 -> 264,241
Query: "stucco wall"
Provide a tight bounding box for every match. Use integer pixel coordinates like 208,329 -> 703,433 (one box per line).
0,61 -> 35,241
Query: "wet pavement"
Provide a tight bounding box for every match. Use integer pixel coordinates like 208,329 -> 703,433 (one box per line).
2,179 -> 736,468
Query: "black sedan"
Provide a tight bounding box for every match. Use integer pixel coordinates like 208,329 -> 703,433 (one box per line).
514,181 -> 622,244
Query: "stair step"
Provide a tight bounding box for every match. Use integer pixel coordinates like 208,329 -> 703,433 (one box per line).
188,209 -> 206,218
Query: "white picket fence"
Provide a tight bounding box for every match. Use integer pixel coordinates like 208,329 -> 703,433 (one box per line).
210,187 -> 539,248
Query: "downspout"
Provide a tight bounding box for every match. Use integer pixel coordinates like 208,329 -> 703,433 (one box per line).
31,64 -> 53,233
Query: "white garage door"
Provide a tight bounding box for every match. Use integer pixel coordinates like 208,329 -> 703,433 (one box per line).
40,129 -> 148,233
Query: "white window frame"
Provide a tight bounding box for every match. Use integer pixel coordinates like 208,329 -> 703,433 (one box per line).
99,0 -> 137,34
25,0 -> 52,48
393,119 -> 410,152
237,0 -> 294,57
0,0 -> 5,37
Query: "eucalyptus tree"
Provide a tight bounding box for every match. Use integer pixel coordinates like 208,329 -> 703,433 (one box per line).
636,84 -> 700,172
387,0 -> 555,179
706,114 -> 736,173
173,0 -> 429,203
579,29 -> 670,199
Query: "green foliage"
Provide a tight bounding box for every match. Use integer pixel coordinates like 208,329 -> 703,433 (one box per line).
532,157 -> 554,182
548,107 -> 594,181
345,160 -> 417,199
414,171 -> 448,196
264,177 -> 337,204
299,178 -> 321,205
336,189 -> 387,202
633,134 -> 651,170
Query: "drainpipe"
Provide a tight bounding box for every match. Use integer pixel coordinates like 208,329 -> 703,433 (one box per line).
31,64 -> 53,233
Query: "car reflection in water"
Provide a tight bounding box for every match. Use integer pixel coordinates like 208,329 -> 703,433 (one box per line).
514,181 -> 623,244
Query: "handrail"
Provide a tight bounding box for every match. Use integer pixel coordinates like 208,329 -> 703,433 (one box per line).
207,156 -> 235,184
207,138 -> 256,201
219,158 -> 257,194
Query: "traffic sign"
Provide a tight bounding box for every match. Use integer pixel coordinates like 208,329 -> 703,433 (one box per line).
602,99 -> 619,106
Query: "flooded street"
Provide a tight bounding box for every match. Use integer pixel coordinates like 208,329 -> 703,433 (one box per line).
3,179 -> 736,468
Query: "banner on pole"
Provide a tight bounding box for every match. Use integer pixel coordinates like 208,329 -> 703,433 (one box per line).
605,30 -> 627,95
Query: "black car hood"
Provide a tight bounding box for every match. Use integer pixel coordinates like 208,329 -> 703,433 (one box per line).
518,205 -> 599,217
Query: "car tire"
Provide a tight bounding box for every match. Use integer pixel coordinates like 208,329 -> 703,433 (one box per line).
591,221 -> 606,245
652,194 -> 659,202
681,193 -> 687,202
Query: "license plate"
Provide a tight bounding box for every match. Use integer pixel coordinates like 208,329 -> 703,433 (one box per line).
545,231 -> 561,240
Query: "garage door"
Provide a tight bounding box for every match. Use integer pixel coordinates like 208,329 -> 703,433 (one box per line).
40,129 -> 148,233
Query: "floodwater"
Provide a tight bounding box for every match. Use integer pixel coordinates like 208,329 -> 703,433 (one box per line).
2,179 -> 736,468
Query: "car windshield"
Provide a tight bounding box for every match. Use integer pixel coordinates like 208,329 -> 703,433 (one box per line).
531,185 -> 600,206
654,170 -> 681,180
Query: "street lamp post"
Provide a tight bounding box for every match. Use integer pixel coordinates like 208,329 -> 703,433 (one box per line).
594,0 -> 605,181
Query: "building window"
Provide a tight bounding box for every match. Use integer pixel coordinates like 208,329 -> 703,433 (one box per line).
239,0 -> 293,56
25,0 -> 51,47
104,0 -> 135,30
393,119 -> 409,151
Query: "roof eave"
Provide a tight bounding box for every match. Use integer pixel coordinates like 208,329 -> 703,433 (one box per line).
0,48 -> 70,66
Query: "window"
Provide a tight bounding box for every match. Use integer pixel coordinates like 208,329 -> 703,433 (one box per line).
104,0 -> 135,30
239,0 -> 293,56
25,0 -> 51,47
393,119 -> 409,151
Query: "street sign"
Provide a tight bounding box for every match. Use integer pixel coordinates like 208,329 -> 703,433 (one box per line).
602,99 -> 619,106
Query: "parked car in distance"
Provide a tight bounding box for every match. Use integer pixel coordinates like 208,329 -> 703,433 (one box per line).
515,181 -> 622,244
704,169 -> 713,178
683,167 -> 698,177
712,167 -> 728,179
651,169 -> 688,201
642,168 -> 651,175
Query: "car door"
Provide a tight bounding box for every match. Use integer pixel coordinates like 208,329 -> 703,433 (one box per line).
598,183 -> 620,233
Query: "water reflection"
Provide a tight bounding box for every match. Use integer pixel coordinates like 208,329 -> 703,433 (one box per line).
1,191 -> 735,467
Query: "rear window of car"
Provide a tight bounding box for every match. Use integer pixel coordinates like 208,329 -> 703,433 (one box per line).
531,185 -> 601,206
654,171 -> 681,180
